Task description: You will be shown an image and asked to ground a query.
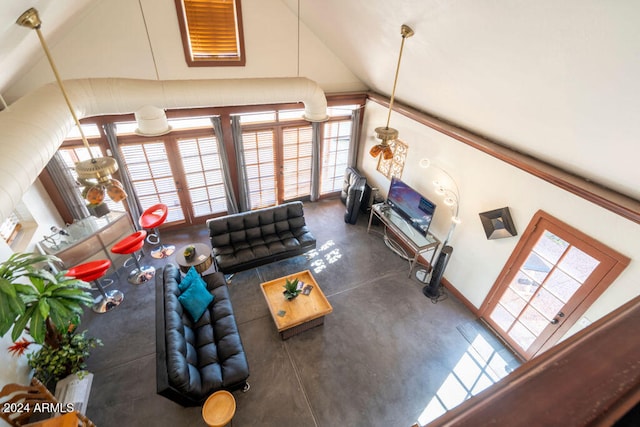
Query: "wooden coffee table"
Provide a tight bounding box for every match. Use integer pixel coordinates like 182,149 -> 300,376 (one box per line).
260,270 -> 332,340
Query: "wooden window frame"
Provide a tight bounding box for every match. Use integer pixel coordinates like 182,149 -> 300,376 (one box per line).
175,0 -> 246,67
480,210 -> 630,360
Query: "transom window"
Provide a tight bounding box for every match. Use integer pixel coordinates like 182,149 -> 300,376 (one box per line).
175,0 -> 246,67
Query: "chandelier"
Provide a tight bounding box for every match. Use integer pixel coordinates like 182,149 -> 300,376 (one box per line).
370,24 -> 414,160
17,8 -> 126,204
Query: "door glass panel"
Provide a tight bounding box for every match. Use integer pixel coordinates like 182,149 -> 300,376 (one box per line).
521,253 -> 553,285
119,142 -> 184,222
499,286 -> 527,318
533,231 -> 569,264
519,305 -> 548,336
177,136 -> 227,217
321,120 -> 351,194
509,321 -> 536,350
558,246 -> 600,282
530,287 -> 564,320
242,130 -> 276,209
282,126 -> 312,200
490,304 -> 515,332
544,269 -> 582,303
510,270 -> 540,301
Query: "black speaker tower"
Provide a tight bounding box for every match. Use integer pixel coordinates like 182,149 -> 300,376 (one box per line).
423,245 -> 453,299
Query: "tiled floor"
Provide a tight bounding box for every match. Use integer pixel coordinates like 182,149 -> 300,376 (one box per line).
82,198 -> 519,426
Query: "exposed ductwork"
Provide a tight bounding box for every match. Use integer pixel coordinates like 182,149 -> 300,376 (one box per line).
0,77 -> 328,221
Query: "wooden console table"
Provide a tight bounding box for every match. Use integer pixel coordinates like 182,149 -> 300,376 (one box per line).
367,203 -> 440,276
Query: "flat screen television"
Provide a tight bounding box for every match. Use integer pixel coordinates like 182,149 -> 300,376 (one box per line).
386,177 -> 437,237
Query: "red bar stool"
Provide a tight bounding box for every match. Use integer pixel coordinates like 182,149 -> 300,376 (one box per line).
111,230 -> 156,285
66,259 -> 123,313
139,203 -> 175,259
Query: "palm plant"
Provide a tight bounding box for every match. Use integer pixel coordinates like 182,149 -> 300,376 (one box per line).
0,252 -> 93,349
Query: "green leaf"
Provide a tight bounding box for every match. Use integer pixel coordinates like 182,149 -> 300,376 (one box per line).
28,308 -> 45,344
0,277 -> 17,297
51,289 -> 94,306
47,299 -> 72,330
29,275 -> 46,294
0,294 -> 19,336
13,283 -> 38,296
38,298 -> 50,321
27,269 -> 57,285
7,292 -> 25,316
11,305 -> 36,342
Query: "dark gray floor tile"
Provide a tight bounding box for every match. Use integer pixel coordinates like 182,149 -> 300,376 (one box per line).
80,198 -> 517,427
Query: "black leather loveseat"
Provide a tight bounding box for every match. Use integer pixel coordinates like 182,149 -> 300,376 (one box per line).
155,263 -> 249,406
207,201 -> 316,274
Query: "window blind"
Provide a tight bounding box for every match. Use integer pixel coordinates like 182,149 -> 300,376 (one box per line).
179,0 -> 244,64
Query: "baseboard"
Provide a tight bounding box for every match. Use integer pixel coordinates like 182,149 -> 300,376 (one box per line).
441,277 -> 481,317
414,251 -> 480,316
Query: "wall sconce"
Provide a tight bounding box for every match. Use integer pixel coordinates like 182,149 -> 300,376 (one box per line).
479,207 -> 517,239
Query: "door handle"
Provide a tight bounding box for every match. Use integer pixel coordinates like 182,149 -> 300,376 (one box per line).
550,311 -> 565,325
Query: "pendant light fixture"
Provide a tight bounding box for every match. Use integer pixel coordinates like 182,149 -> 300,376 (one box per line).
371,24 -> 414,160
17,8 -> 125,204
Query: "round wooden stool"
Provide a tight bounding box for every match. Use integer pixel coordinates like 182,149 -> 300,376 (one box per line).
202,390 -> 236,427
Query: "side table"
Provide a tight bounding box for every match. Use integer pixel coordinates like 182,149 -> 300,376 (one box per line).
202,390 -> 236,427
175,243 -> 213,274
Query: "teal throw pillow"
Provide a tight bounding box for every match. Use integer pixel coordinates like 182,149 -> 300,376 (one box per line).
178,277 -> 214,322
179,266 -> 201,292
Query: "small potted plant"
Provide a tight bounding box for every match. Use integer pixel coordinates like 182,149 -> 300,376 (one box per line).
283,277 -> 301,300
183,245 -> 196,262
27,326 -> 102,387
1,252 -> 99,392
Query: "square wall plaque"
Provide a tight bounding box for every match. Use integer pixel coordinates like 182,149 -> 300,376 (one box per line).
479,207 -> 517,239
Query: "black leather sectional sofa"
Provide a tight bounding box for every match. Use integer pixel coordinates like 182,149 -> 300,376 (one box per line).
155,263 -> 249,406
206,201 -> 316,274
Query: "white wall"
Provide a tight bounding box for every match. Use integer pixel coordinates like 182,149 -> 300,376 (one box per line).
0,0 -> 365,393
5,0 -> 365,103
360,101 -> 639,334
0,179 -> 63,403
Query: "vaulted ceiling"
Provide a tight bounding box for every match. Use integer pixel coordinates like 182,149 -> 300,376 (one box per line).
1,1 -> 638,203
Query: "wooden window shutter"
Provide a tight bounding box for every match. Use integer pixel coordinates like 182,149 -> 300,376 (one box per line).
175,0 -> 246,66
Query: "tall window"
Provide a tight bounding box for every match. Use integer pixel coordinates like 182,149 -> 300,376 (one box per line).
321,119 -> 352,194
241,129 -> 277,209
177,135 -> 228,216
175,0 -> 246,66
118,141 -> 184,223
282,126 -> 312,200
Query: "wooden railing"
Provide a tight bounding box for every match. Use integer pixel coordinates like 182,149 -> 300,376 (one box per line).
423,294 -> 640,426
